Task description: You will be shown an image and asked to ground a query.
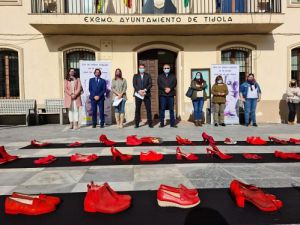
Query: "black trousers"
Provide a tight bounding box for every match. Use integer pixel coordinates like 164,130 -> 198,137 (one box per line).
288,102 -> 297,122
135,96 -> 152,125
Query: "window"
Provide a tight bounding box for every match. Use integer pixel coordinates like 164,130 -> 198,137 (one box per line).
288,0 -> 300,7
0,49 -> 19,99
221,47 -> 252,83
0,0 -> 22,6
64,49 -> 95,77
291,47 -> 300,85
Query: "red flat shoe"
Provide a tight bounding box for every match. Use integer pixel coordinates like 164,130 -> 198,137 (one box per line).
243,153 -> 263,160
202,132 -> 216,145
5,197 -> 56,215
84,182 -> 131,214
140,151 -> 163,162
176,147 -> 199,161
67,141 -> 82,147
70,153 -> 99,163
159,184 -> 198,197
34,155 -> 57,165
230,180 -> 282,212
268,136 -> 288,145
31,140 -> 50,147
176,136 -> 193,145
224,138 -> 237,145
99,135 -> 116,146
111,146 -> 133,161
157,186 -> 200,208
289,138 -> 300,144
206,146 -> 233,160
0,146 -> 18,162
246,137 -> 267,145
11,192 -> 60,206
126,135 -> 143,146
274,150 -> 300,160
140,136 -> 162,144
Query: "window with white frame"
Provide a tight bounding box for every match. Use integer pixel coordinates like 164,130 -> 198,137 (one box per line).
288,0 -> 300,7
0,0 -> 21,5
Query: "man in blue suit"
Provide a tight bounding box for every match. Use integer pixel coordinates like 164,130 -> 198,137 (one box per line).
89,69 -> 107,128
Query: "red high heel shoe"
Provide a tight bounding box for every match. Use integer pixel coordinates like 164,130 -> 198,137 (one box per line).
274,150 -> 300,160
111,146 -> 133,161
99,135 -> 116,146
0,146 -> 18,162
140,137 -> 162,144
243,153 -> 262,160
206,146 -> 233,160
246,137 -> 267,145
176,136 -> 193,145
230,180 -> 282,212
268,137 -> 288,145
34,155 -> 57,165
126,135 -> 143,146
31,140 -> 49,147
140,151 -> 163,162
67,141 -> 82,147
176,147 -> 198,161
70,153 -> 99,163
289,138 -> 300,144
202,132 -> 216,145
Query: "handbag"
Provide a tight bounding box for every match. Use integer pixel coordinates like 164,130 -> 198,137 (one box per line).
185,87 -> 193,98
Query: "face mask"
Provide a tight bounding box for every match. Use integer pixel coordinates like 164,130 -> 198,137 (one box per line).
196,75 -> 201,79
164,68 -> 170,74
248,79 -> 254,84
139,68 -> 145,73
217,80 -> 223,84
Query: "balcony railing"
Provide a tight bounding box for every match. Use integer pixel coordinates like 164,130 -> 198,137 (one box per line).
31,0 -> 282,14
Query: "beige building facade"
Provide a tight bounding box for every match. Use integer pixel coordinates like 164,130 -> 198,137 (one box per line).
1,0 -> 300,123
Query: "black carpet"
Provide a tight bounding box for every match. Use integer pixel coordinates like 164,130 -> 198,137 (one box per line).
21,141 -> 297,149
0,188 -> 299,225
1,153 -> 300,169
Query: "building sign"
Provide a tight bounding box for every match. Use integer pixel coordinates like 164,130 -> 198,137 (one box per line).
80,61 -> 112,126
83,15 -> 233,25
211,64 -> 240,125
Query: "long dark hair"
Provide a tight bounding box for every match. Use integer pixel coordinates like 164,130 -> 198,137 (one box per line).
114,68 -> 123,80
215,75 -> 223,84
65,68 -> 78,80
194,72 -> 204,84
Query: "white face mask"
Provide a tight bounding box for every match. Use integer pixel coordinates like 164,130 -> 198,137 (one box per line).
164,68 -> 170,74
217,80 -> 223,84
196,75 -> 201,79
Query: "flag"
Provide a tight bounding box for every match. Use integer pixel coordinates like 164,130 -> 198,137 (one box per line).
124,0 -> 132,8
184,0 -> 190,8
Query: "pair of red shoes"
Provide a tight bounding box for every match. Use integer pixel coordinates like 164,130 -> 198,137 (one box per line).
5,192 -> 60,215
0,146 -> 18,165
274,150 -> 300,160
230,180 -> 282,212
70,153 -> 99,163
34,155 -> 57,165
176,136 -> 193,145
246,137 -> 267,145
84,182 -> 131,214
157,184 -> 200,208
31,140 -> 50,147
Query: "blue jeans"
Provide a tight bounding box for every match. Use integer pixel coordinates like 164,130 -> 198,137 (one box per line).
192,98 -> 204,121
244,98 -> 258,124
91,98 -> 105,126
159,96 -> 175,126
114,99 -> 126,114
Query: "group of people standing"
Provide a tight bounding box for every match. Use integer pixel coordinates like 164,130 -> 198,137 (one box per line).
63,66 -> 299,129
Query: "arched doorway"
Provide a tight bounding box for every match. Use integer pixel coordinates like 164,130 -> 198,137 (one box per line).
138,49 -> 178,120
0,48 -> 19,99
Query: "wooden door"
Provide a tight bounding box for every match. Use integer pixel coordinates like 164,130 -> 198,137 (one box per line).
139,59 -> 159,120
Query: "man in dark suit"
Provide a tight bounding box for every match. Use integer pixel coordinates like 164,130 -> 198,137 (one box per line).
133,64 -> 153,128
157,64 -> 177,128
89,68 -> 107,128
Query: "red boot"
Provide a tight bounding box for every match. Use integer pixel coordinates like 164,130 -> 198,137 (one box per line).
0,146 -> 18,162
99,135 -> 116,146
126,135 -> 143,146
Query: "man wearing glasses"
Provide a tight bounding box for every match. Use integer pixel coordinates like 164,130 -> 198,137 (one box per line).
157,64 -> 177,128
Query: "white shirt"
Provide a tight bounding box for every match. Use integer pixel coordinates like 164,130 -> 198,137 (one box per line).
247,86 -> 259,99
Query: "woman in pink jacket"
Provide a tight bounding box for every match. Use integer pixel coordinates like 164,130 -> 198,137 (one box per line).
64,68 -> 82,130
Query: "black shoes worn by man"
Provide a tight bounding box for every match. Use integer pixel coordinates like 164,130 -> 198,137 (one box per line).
157,64 -> 177,128
133,64 -> 153,128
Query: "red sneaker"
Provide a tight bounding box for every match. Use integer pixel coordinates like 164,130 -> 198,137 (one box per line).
157,186 -> 200,208
31,140 -> 50,147
11,192 -> 61,206
140,151 -> 163,162
34,155 -> 56,165
67,141 -> 82,147
99,135 -> 116,146
5,196 -> 56,215
70,153 -> 99,163
243,153 -> 263,160
126,135 -> 143,146
0,146 -> 18,162
176,136 -> 193,145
